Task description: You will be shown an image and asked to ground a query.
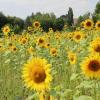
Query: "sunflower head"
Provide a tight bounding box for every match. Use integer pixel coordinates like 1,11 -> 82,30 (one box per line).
84,19 -> 94,30
27,46 -> 35,54
50,48 -> 57,56
45,43 -> 51,48
37,37 -> 46,47
95,21 -> 100,30
89,37 -> 100,54
8,43 -> 13,47
22,57 -> 52,91
21,38 -> 28,45
33,21 -> 40,28
81,54 -> 100,78
28,26 -> 33,31
11,46 -> 17,52
68,51 -> 77,65
2,25 -> 10,36
80,21 -> 84,27
73,31 -> 84,43
49,28 -> 53,32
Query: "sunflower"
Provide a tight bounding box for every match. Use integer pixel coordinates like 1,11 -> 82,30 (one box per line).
39,93 -> 54,100
33,21 -> 40,28
95,21 -> 100,30
45,43 -> 51,49
27,46 -> 35,54
0,45 -> 4,51
73,31 -> 84,43
2,25 -> 10,36
37,37 -> 46,47
80,54 -> 100,78
28,26 -> 33,31
68,51 -> 77,65
22,57 -> 52,91
89,37 -> 100,54
8,43 -> 13,48
50,48 -> 57,56
21,38 -> 28,45
49,28 -> 53,32
11,46 -> 17,52
84,19 -> 94,30
80,21 -> 84,28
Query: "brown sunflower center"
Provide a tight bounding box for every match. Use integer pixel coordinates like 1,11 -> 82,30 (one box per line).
9,43 -> 13,46
98,23 -> 100,27
76,35 -> 81,40
70,57 -> 74,61
5,28 -> 8,32
86,22 -> 92,27
39,39 -> 44,43
47,44 -> 50,46
88,60 -> 100,71
22,39 -> 27,44
35,23 -> 39,27
13,48 -> 17,51
95,45 -> 100,52
52,50 -> 56,54
33,67 -> 46,83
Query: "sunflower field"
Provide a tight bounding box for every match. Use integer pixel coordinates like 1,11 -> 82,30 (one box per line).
0,19 -> 100,100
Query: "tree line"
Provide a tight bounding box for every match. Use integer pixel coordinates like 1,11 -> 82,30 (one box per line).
0,1 -> 100,33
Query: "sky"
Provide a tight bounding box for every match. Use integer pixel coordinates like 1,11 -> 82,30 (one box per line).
0,0 -> 99,19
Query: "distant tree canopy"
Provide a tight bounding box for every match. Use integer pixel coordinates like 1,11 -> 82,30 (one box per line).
0,12 -> 24,33
92,1 -> 100,23
78,12 -> 90,23
25,12 -> 64,32
67,7 -> 74,26
0,1 -> 99,33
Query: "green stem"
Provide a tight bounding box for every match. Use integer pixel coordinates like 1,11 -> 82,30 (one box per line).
94,80 -> 97,100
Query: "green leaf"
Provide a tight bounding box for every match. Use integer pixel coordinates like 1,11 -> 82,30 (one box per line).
73,95 -> 93,100
70,73 -> 79,81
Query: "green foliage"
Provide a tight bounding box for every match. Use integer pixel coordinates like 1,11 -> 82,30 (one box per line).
95,2 -> 100,14
67,7 -> 74,26
25,12 -> 64,32
92,2 -> 100,22
77,12 -> 90,26
0,12 -> 8,28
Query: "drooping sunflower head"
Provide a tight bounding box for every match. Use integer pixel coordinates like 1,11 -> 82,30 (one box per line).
89,37 -> 100,54
33,21 -> 40,28
49,28 -> 53,32
22,57 -> 52,91
80,21 -> 84,28
2,25 -> 10,35
84,19 -> 94,30
95,21 -> 100,30
73,31 -> 84,43
80,54 -> 100,78
50,48 -> 57,56
39,92 -> 54,100
68,51 -> 77,65
27,46 -> 34,54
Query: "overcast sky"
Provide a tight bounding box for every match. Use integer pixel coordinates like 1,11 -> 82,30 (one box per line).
0,0 -> 99,19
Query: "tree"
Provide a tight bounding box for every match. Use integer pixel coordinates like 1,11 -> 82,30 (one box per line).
95,1 -> 100,14
0,12 -> 8,28
92,1 -> 100,22
67,7 -> 74,26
